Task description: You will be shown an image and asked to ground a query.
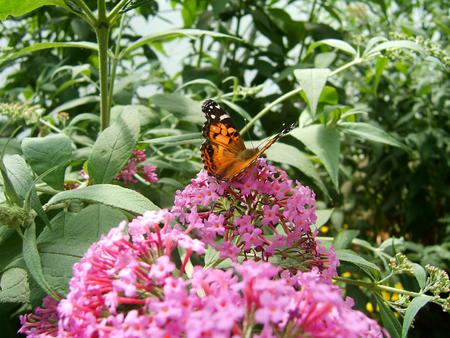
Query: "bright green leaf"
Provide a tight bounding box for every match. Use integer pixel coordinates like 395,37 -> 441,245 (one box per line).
46,184 -> 159,214
402,295 -> 432,338
22,134 -> 72,190
365,40 -> 425,58
309,39 -> 357,56
294,68 -> 330,115
88,111 -> 140,184
0,0 -> 65,19
121,29 -> 242,58
48,95 -> 99,117
340,122 -> 406,149
291,125 -> 340,189
151,94 -> 203,124
334,230 -> 360,250
265,142 -> 329,196
336,249 -> 380,278
0,41 -> 97,66
412,263 -> 427,289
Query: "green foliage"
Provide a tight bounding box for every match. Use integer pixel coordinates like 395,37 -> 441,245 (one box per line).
0,0 -> 448,336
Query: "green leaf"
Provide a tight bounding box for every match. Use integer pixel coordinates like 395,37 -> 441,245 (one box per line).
142,132 -> 202,146
46,184 -> 159,214
364,40 -> 425,58
3,155 -> 49,225
294,68 -> 330,115
121,29 -> 241,58
315,209 -> 334,228
291,125 -> 340,189
265,142 -> 329,197
0,41 -> 97,66
23,222 -> 57,298
309,39 -> 357,56
88,111 -> 140,184
402,295 -> 432,338
38,205 -> 127,294
22,134 -> 72,190
151,94 -> 203,124
0,268 -> 30,303
336,249 -> 380,278
334,230 -> 360,249
375,294 -> 402,338
0,0 -> 65,19
48,95 -> 99,117
111,105 -> 159,126
411,263 -> 427,289
340,122 -> 406,149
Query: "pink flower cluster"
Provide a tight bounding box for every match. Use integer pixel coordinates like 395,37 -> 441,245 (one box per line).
20,210 -> 385,337
115,149 -> 158,184
172,159 -> 338,278
20,160 -> 387,337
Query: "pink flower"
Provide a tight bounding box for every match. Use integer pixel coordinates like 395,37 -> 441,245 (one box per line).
171,159 -> 335,276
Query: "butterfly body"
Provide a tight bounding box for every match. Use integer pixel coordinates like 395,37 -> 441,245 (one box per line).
201,99 -> 294,180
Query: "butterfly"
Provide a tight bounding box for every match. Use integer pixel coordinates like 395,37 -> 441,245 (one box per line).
200,99 -> 296,180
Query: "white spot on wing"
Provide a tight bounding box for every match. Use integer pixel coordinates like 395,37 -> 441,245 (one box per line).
220,114 -> 230,120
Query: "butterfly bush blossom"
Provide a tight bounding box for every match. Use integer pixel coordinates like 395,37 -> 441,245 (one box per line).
173,158 -> 338,278
20,210 -> 386,337
115,149 -> 158,184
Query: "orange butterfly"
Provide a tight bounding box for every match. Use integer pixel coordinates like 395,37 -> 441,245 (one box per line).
201,99 -> 295,180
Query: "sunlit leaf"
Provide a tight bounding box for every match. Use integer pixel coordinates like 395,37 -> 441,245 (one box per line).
294,68 -> 330,116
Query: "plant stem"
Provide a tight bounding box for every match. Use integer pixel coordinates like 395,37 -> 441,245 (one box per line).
240,57 -> 363,134
334,276 -> 424,298
196,35 -> 204,67
71,0 -> 97,27
96,0 -> 110,130
107,16 -> 126,112
108,0 -> 130,25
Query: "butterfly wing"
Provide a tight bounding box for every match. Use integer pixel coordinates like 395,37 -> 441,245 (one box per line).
201,99 -> 297,180
226,122 -> 297,179
201,100 -> 248,179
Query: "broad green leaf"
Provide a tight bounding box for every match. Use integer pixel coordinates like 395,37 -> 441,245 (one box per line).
265,143 -> 329,196
339,122 -> 406,149
111,105 -> 159,126
48,95 -> 99,117
121,29 -> 242,58
334,230 -> 360,250
88,111 -> 140,184
309,39 -> 357,56
294,68 -> 330,115
38,205 -> 127,294
375,294 -> 402,338
364,40 -> 425,58
402,295 -> 432,338
0,0 -> 65,19
68,113 -> 100,127
46,184 -> 159,214
315,209 -> 334,228
142,132 -> 202,146
412,263 -> 427,289
336,249 -> 380,278
151,94 -> 203,124
3,155 -> 49,224
0,41 -> 97,65
23,222 -> 57,298
291,125 -> 340,189
221,100 -> 253,122
22,134 -> 72,190
0,267 -> 30,303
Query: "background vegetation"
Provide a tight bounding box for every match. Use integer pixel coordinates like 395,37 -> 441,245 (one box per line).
0,0 -> 448,337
